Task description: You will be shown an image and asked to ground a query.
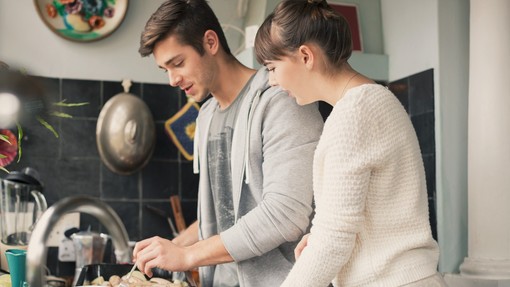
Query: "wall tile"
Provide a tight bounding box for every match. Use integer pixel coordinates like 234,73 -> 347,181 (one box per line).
181,162 -> 199,200
411,111 -> 435,154
141,201 -> 175,240
61,79 -> 101,118
388,78 -> 409,113
422,154 -> 436,199
106,200 -> 141,241
408,69 -> 434,116
152,122 -> 179,160
142,83 -> 181,121
101,164 -> 139,199
141,161 -> 179,199
60,118 -> 98,158
102,80 -> 142,106
428,198 -> 438,241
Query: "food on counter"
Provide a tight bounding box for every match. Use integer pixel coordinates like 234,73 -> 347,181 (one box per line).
85,270 -> 189,287
0,274 -> 11,287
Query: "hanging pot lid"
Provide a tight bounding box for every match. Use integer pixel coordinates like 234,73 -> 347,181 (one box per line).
96,80 -> 155,175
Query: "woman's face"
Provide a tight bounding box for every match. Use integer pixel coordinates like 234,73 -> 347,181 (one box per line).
264,54 -> 317,106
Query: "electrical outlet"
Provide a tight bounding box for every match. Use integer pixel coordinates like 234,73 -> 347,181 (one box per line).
58,237 -> 76,262
46,212 -> 80,247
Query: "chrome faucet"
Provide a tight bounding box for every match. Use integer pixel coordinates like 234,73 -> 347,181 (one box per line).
26,196 -> 132,286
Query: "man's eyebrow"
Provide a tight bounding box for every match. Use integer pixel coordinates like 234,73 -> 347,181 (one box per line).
158,55 -> 181,69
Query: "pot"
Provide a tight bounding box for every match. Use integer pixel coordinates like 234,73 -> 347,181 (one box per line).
96,81 -> 155,175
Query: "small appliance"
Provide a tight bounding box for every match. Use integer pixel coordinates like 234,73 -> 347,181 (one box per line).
0,167 -> 47,272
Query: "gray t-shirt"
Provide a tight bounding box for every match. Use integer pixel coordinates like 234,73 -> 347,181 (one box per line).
207,76 -> 253,287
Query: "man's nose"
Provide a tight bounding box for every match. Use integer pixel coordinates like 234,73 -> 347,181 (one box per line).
168,72 -> 182,87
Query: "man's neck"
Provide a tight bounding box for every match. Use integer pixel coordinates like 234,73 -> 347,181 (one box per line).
211,57 -> 256,109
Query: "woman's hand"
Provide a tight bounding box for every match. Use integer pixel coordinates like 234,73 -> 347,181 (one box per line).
132,236 -> 193,277
294,233 -> 310,260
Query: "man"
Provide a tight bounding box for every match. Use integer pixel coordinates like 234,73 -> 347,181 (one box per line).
132,1 -> 324,286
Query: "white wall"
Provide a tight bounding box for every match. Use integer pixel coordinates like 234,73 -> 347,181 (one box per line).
381,0 -> 470,274
0,0 -> 246,85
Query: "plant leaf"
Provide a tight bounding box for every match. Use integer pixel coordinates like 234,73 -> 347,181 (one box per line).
50,111 -> 73,118
37,116 -> 59,138
16,123 -> 22,163
0,134 -> 10,145
0,154 -> 6,159
0,166 -> 9,173
54,99 -> 89,107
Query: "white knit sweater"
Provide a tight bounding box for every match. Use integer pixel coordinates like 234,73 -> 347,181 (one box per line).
281,84 -> 439,287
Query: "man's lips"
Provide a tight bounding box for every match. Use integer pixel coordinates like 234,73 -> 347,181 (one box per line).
181,84 -> 192,92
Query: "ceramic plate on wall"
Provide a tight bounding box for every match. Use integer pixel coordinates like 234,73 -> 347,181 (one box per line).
34,0 -> 128,42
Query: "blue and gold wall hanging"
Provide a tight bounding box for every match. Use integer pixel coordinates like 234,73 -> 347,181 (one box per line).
164,100 -> 200,161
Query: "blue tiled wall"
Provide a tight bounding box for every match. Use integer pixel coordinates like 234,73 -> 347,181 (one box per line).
3,75 -> 199,242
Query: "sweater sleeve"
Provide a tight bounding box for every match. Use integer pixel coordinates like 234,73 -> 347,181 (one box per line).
221,90 -> 324,261
281,95 -> 379,287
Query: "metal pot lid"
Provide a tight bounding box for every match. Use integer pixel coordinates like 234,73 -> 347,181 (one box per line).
96,88 -> 155,175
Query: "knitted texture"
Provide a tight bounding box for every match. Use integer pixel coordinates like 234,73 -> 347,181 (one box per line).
281,84 -> 439,287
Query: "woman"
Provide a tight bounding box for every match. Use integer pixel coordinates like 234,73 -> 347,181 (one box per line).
254,1 -> 448,286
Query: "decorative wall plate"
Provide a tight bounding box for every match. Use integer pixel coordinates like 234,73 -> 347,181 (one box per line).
34,0 -> 128,42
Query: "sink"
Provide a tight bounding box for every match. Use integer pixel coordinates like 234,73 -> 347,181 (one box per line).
26,196 -> 132,286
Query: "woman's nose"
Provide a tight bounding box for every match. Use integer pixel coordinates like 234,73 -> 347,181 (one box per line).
268,73 -> 278,86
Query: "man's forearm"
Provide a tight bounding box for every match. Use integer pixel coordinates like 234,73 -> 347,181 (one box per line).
172,221 -> 199,247
186,234 -> 234,269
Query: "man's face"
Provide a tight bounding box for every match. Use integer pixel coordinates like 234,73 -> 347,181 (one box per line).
153,34 -> 215,103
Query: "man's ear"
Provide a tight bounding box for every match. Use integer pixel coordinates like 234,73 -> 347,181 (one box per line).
203,30 -> 219,55
298,45 -> 314,70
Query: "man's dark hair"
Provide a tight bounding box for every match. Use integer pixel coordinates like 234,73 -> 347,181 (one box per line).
139,0 -> 231,57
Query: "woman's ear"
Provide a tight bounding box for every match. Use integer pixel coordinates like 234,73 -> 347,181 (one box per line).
203,30 -> 219,55
298,45 -> 314,70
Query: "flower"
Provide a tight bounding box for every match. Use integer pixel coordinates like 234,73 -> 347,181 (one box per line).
46,4 -> 57,18
59,0 -> 75,4
88,15 -> 105,29
65,0 -> 83,15
103,7 -> 115,18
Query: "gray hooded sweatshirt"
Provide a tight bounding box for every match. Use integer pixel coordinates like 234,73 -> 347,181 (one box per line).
193,68 -> 324,287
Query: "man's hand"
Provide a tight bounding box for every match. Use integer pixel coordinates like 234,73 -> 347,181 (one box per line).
294,233 -> 310,260
133,236 -> 193,277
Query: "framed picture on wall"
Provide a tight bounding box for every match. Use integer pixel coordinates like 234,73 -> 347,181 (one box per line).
328,2 -> 363,52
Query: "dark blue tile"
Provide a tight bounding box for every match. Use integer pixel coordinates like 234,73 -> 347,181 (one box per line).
142,83 -> 181,121
411,112 -> 435,154
42,158 -> 101,204
105,200 -> 141,241
181,162 -> 199,200
102,80 -> 142,106
422,154 -> 436,198
60,118 -> 98,158
101,163 -> 139,199
428,198 -> 437,241
62,79 -> 101,118
141,201 -> 174,240
141,160 -> 179,199
153,122 -> 179,160
388,78 -> 409,113
408,69 -> 434,116
181,200 -> 198,228
17,116 -> 61,159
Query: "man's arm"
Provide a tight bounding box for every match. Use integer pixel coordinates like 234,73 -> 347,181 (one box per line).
172,220 -> 199,247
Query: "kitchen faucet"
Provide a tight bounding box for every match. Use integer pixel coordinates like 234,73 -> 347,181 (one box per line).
26,196 -> 132,286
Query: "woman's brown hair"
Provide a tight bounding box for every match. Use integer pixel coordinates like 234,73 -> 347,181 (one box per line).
255,0 -> 352,70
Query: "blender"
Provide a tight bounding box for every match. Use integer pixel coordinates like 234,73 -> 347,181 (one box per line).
0,167 -> 47,272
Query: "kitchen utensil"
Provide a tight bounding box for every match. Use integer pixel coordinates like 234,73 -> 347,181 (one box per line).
70,230 -> 110,287
145,204 -> 179,238
0,167 -> 47,272
119,263 -> 137,287
170,196 -> 186,232
96,79 -> 156,175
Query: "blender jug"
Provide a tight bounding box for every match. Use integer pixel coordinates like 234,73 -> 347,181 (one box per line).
0,167 -> 47,271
